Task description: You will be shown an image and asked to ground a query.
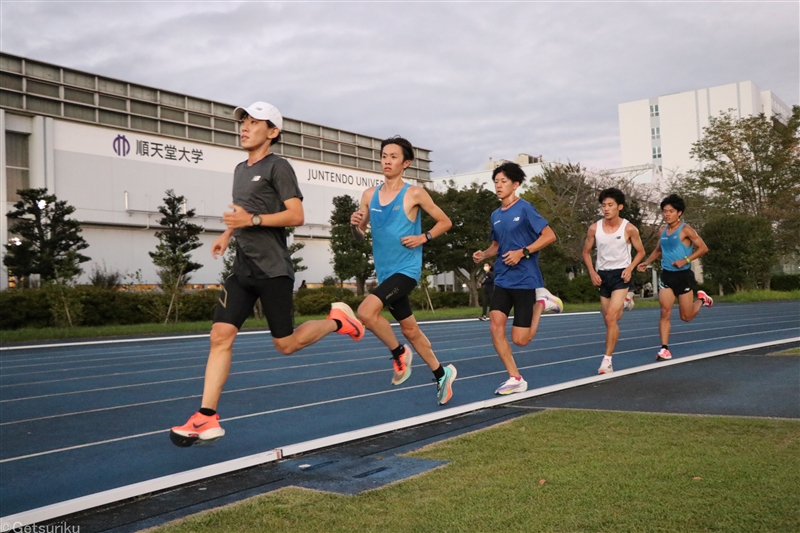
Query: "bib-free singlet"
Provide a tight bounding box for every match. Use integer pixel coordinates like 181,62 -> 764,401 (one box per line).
369,183 -> 422,283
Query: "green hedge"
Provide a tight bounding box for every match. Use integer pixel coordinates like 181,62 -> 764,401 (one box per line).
771,274 -> 800,292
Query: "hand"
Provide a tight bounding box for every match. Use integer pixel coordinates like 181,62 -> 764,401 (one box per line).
502,249 -> 524,266
590,271 -> 602,287
223,204 -> 253,229
350,210 -> 364,226
637,263 -> 649,273
672,258 -> 688,269
400,234 -> 427,248
621,267 -> 633,283
473,250 -> 485,263
211,235 -> 230,259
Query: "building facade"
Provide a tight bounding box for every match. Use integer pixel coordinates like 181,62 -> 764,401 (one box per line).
0,53 -> 433,290
619,81 -> 792,175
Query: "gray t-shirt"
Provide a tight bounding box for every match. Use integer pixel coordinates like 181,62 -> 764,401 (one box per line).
231,153 -> 303,280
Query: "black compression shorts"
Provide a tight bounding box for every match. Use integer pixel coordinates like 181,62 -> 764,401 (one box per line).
371,273 -> 418,321
213,274 -> 294,338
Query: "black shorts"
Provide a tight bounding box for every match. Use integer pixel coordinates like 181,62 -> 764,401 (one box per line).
490,285 -> 537,328
213,274 -> 294,338
371,273 -> 418,321
659,269 -> 696,296
598,269 -> 632,299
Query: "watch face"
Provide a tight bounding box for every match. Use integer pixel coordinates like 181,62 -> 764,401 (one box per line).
252,215 -> 261,226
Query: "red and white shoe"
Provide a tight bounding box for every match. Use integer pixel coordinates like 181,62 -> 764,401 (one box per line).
328,302 -> 365,341
656,348 -> 672,361
170,412 -> 225,447
697,290 -> 714,308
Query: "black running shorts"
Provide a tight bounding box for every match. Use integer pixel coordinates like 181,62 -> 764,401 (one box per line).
659,269 -> 696,296
598,268 -> 632,299
213,274 -> 294,338
490,285 -> 538,328
371,273 -> 418,321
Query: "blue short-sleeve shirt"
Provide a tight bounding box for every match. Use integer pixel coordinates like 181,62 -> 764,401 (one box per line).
490,199 -> 549,289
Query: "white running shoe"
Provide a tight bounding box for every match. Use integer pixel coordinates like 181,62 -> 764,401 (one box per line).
536,287 -> 564,313
598,358 -> 613,374
623,291 -> 635,311
494,376 -> 528,395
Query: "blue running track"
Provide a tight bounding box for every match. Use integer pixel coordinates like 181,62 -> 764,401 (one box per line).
1,301 -> 798,517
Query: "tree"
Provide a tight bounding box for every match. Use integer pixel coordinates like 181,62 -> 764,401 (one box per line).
149,190 -> 203,322
422,182 -> 499,306
3,188 -> 90,286
688,106 -> 800,254
701,215 -> 777,293
329,194 -> 373,295
287,228 -> 307,274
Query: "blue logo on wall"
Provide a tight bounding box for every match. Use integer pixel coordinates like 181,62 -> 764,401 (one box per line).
113,134 -> 130,156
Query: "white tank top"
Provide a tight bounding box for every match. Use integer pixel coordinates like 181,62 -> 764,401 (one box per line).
595,219 -> 631,271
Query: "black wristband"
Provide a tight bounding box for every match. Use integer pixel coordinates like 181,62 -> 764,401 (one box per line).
425,231 -> 433,242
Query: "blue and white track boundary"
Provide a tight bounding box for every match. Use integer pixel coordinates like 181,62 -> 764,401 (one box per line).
2,335 -> 796,529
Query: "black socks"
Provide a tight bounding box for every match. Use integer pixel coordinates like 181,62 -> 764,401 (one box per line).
390,345 -> 405,359
199,408 -> 216,416
433,365 -> 445,380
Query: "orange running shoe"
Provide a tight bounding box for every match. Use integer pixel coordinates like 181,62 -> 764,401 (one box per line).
327,302 -> 365,341
391,345 -> 413,385
170,412 -> 225,447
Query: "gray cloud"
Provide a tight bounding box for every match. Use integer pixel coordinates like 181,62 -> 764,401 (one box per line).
2,1 -> 796,175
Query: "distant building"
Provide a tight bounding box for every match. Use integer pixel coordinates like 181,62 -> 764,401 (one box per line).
619,81 -> 792,176
432,153 -> 547,194
0,52 -> 433,289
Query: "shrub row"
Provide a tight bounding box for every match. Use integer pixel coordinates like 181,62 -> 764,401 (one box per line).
771,274 -> 800,292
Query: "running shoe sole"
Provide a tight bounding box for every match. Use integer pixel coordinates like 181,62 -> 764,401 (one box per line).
391,346 -> 413,386
437,364 -> 457,405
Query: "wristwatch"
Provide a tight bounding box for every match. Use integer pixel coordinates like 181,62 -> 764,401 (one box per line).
425,231 -> 433,242
522,248 -> 531,259
252,214 -> 262,226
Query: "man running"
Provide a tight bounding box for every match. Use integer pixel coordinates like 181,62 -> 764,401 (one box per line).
350,136 -> 457,405
170,102 -> 364,447
472,162 -> 560,395
637,194 -> 713,361
479,263 -> 494,321
582,188 -> 646,374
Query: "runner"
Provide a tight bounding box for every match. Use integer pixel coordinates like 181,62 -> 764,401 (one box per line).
170,102 -> 364,447
637,194 -> 713,361
472,162 -> 560,395
350,136 -> 457,405
582,187 -> 646,374
479,263 -> 494,321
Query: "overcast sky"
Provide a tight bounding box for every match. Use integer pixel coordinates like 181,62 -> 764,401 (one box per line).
1,1 -> 797,176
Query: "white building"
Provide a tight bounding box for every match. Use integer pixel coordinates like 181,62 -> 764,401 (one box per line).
0,53 -> 433,290
619,81 -> 792,176
432,153 -> 547,193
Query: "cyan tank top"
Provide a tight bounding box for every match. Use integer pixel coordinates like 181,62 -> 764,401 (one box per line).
370,183 -> 422,283
660,222 -> 693,271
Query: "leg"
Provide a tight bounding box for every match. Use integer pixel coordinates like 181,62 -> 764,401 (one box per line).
200,322 -> 238,410
358,293 -> 402,349
490,310 -> 519,377
677,291 -> 703,322
524,300 -> 545,344
398,314 -> 441,370
601,289 -> 627,357
659,287 -> 676,346
273,319 -> 337,354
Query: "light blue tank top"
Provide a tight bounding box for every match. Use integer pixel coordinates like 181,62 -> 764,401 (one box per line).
370,183 -> 422,283
661,223 -> 693,271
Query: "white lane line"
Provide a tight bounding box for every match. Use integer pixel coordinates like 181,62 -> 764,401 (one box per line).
0,312 -> 602,353
3,336 -> 796,530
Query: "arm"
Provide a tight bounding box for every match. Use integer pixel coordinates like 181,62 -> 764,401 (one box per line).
502,225 -> 557,266
622,224 -> 646,282
671,224 -> 708,269
211,228 -> 234,259
637,229 -> 663,272
582,223 -> 601,286
473,241 -> 500,263
223,197 -> 305,229
350,188 -> 374,241
400,186 -> 453,248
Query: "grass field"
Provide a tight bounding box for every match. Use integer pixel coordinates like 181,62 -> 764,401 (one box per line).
147,409 -> 800,533
2,290 -> 797,344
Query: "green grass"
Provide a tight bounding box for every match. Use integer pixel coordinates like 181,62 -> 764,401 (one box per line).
2,290 -> 796,344
148,409 -> 800,533
768,347 -> 800,356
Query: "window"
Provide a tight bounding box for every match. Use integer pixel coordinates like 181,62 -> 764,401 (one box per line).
651,127 -> 660,140
5,132 -> 29,202
652,146 -> 662,160
650,104 -> 659,117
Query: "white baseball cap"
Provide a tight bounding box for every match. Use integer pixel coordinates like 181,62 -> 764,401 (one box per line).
233,101 -> 283,130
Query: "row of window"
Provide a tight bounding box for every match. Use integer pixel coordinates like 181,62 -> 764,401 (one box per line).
649,104 -> 660,117
652,146 -> 662,160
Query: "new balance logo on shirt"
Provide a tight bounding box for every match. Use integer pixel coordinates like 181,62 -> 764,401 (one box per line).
251,175 -> 262,181
513,217 -> 520,222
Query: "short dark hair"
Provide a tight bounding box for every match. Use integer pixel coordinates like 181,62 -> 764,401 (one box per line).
660,194 -> 686,214
598,187 -> 625,206
492,162 -> 526,184
381,136 -> 414,162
